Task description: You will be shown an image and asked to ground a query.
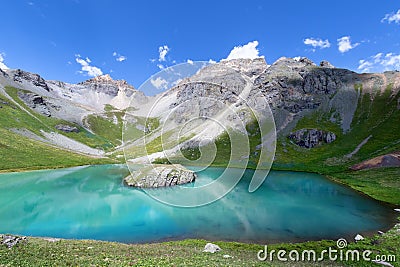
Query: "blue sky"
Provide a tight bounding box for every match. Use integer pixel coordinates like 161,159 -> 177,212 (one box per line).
0,0 -> 399,92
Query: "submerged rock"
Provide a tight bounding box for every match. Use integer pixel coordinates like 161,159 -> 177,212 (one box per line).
124,164 -> 196,188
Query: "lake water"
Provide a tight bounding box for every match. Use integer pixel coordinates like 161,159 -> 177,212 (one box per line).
0,164 -> 396,243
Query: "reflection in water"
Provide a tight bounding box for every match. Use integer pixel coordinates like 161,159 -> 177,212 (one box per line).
0,165 -> 397,243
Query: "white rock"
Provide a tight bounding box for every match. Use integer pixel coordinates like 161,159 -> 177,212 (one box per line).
394,208 -> 400,212
372,260 -> 394,267
354,234 -> 364,241
223,254 -> 232,258
203,243 -> 221,253
378,231 -> 384,235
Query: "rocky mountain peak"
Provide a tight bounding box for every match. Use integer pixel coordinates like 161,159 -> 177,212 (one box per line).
219,57 -> 268,77
78,74 -> 136,97
5,69 -> 49,91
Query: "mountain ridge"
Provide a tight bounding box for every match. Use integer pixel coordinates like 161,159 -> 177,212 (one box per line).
0,57 -> 399,176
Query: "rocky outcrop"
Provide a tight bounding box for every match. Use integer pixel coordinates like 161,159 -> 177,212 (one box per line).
124,164 -> 196,188
78,74 -> 136,97
350,152 -> 400,170
319,60 -> 334,68
254,57 -> 354,112
1,235 -> 27,249
10,69 -> 49,91
219,58 -> 267,77
288,128 -> 336,148
18,91 -> 51,117
55,124 -> 79,133
0,68 -> 9,77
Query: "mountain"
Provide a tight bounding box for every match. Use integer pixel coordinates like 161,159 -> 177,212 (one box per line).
0,58 -> 399,177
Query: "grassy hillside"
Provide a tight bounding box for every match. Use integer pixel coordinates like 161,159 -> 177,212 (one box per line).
274,86 -> 400,173
0,88 -> 114,172
4,87 -> 115,151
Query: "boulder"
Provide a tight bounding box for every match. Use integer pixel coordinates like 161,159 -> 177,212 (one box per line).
288,129 -> 336,148
124,164 -> 196,188
18,91 -> 51,117
55,124 -> 79,133
354,234 -> 364,242
203,243 -> 221,253
1,235 -> 27,249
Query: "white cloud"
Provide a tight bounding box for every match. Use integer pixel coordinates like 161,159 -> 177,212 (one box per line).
382,9 -> 400,24
358,52 -> 400,72
116,55 -> 126,62
158,45 -> 169,62
303,38 -> 331,50
75,55 -> 103,77
0,53 -> 9,70
112,51 -> 127,62
337,36 -> 360,53
157,64 -> 165,70
224,41 -> 263,60
150,76 -> 169,90
187,59 -> 194,65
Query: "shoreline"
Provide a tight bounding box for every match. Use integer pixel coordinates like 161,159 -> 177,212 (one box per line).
0,163 -> 398,248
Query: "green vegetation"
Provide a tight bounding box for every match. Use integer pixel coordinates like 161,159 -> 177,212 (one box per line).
0,87 -> 114,172
1,83 -> 399,266
1,221 -> 399,266
4,86 -> 114,151
273,86 -> 400,174
329,167 -> 400,205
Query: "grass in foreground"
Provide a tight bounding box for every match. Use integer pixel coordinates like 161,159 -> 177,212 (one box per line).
0,222 -> 399,267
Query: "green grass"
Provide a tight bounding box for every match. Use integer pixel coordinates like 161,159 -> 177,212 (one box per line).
0,127 -> 112,172
329,167 -> 400,205
0,88 -> 114,172
273,86 -> 400,174
1,222 -> 399,266
4,86 -> 114,151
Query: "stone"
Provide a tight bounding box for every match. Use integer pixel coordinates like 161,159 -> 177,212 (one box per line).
377,231 -> 384,235
12,69 -> 49,91
55,124 -> 79,133
354,234 -> 364,241
203,243 -> 221,253
288,129 -> 336,148
124,164 -> 196,188
394,208 -> 400,212
320,60 -> 335,68
18,91 -> 51,117
223,254 -> 233,258
1,235 -> 27,249
78,74 -> 136,97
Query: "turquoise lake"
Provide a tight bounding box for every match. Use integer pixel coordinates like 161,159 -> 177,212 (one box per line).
0,164 -> 397,243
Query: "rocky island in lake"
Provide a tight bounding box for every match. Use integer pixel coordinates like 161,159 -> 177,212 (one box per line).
124,164 -> 196,188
